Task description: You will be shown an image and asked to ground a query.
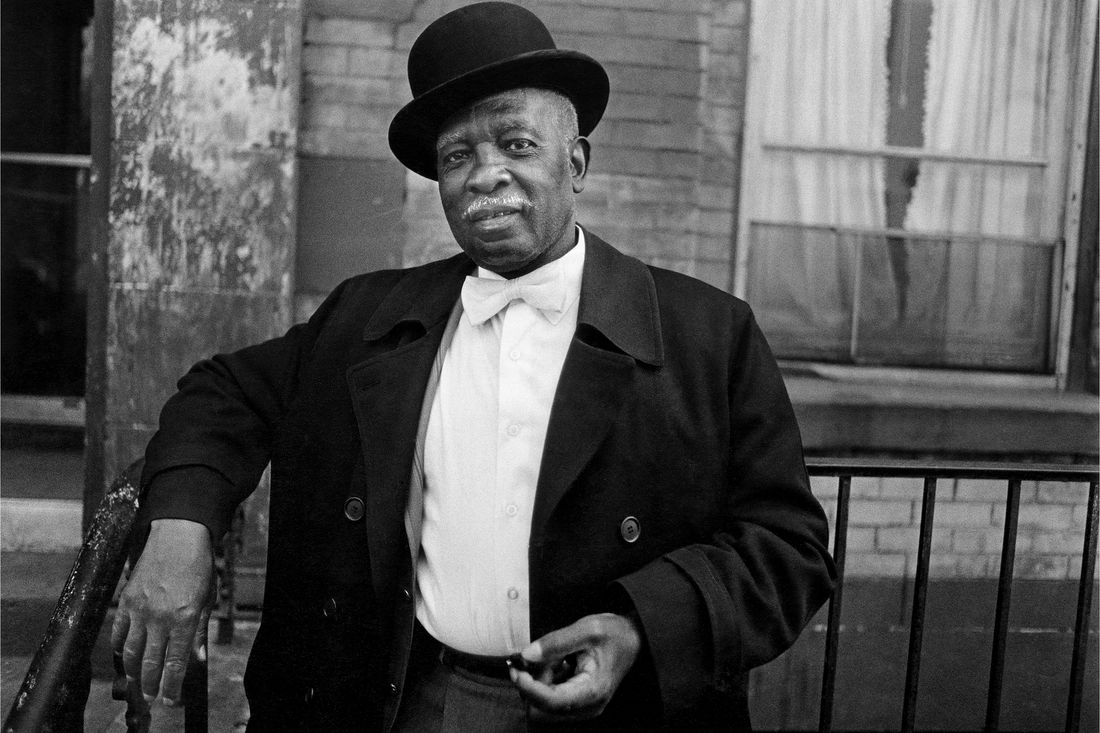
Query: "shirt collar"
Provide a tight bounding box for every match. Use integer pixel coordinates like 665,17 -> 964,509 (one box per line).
474,225 -> 586,322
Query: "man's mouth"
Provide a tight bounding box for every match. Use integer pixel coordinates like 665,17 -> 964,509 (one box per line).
464,198 -> 529,223
470,207 -> 520,222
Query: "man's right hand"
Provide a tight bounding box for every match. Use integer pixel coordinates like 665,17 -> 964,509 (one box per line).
112,518 -> 215,706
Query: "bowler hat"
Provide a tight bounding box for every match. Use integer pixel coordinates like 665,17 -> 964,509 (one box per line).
388,2 -> 609,180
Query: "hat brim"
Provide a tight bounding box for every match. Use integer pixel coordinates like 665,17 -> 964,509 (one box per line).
388,49 -> 610,180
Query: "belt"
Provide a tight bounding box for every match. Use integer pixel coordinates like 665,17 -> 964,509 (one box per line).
439,645 -> 514,680
413,622 -> 515,681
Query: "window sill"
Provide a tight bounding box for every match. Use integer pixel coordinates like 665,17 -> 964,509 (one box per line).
784,373 -> 1098,458
1,395 -> 85,428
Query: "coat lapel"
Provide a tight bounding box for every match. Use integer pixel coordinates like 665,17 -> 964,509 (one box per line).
531,232 -> 665,534
342,233 -> 665,586
346,253 -> 472,599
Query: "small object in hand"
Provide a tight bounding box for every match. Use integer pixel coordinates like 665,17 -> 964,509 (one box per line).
506,652 -> 535,674
506,653 -> 576,683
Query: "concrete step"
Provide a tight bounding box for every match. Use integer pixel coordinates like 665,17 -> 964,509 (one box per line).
0,498 -> 82,551
1,434 -> 86,551
0,445 -> 84,500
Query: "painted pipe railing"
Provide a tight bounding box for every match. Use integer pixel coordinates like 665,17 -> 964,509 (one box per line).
3,460 -> 146,733
1,460 -> 228,733
807,458 -> 1099,733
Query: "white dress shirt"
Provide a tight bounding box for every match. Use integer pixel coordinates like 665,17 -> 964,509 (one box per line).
415,228 -> 586,655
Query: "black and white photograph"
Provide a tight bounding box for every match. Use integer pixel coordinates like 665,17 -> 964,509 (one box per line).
1,1 -> 1097,731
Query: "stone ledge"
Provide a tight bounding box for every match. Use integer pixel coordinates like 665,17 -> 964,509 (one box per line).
0,499 -> 82,552
787,375 -> 1099,458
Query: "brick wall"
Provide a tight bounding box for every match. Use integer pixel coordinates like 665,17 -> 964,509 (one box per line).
815,475 -> 1097,582
296,0 -> 750,321
300,14 -> 402,161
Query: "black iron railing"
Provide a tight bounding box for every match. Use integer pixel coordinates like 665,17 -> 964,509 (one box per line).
807,458 -> 1100,733
3,458 -> 1097,731
2,462 -> 142,733
2,460 -> 238,733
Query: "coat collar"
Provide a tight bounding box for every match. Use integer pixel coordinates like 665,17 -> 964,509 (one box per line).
361,252 -> 473,340
577,230 -> 664,367
360,227 -> 665,367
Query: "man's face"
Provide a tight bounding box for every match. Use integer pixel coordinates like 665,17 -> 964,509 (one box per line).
435,88 -> 589,278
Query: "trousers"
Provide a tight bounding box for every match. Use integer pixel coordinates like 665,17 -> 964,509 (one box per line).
392,624 -> 529,733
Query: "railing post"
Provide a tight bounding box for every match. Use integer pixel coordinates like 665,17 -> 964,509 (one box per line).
985,479 -> 1022,732
216,506 -> 244,646
901,476 -> 937,733
183,627 -> 209,733
1065,479 -> 1099,733
819,475 -> 850,733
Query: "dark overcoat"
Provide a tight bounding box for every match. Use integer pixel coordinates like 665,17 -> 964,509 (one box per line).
138,231 -> 835,731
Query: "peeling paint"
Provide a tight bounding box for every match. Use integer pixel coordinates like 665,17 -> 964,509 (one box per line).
103,0 -> 302,489
110,5 -> 299,293
92,3 -> 305,684
116,17 -> 291,158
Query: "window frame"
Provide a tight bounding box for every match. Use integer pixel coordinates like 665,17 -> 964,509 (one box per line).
734,0 -> 1099,389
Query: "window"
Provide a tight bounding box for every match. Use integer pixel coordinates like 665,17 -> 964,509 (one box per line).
1,1 -> 94,399
736,0 -> 1095,377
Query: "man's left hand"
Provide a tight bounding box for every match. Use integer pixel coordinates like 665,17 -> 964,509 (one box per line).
510,612 -> 641,722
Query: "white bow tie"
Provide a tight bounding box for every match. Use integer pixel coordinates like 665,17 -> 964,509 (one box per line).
461,265 -> 567,325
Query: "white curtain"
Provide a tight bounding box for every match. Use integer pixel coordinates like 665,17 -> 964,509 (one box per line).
903,0 -> 1074,368
748,0 -> 895,354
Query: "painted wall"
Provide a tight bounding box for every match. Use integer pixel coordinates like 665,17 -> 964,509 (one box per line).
102,0 -> 302,482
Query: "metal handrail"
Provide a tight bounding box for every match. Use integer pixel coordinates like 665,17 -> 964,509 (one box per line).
3,460 -> 145,732
807,458 -> 1100,733
806,457 -> 1098,481
1,460 -> 210,733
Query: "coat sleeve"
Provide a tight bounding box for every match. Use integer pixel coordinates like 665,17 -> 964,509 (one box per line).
135,279 -> 354,543
611,310 -> 836,720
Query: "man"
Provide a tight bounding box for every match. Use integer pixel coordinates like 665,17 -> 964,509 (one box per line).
113,3 -> 834,731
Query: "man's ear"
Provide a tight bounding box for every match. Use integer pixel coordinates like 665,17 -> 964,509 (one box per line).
569,136 -> 590,193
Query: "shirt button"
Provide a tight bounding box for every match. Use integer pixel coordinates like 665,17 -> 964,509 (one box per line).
507,587 -> 519,600
506,424 -> 520,437
505,503 -> 518,517
509,349 -> 521,360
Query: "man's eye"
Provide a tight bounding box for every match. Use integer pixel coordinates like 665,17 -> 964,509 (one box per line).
440,150 -> 468,166
503,139 -> 534,152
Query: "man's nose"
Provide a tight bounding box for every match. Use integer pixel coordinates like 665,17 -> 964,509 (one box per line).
466,145 -> 512,193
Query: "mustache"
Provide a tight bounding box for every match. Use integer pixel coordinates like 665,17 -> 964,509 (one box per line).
462,195 -> 533,220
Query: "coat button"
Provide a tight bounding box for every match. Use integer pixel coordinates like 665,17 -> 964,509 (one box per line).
388,682 -> 399,696
304,686 -> 314,704
620,516 -> 641,543
401,587 -> 412,601
322,597 -> 338,621
344,496 -> 365,521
